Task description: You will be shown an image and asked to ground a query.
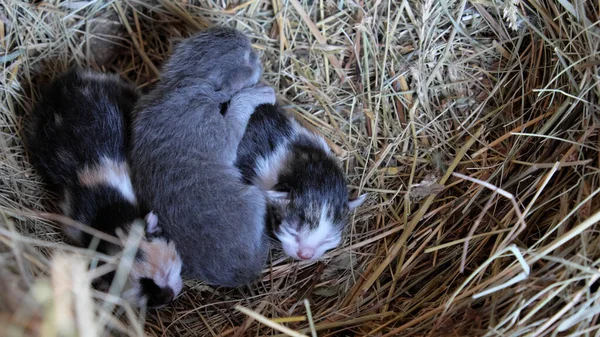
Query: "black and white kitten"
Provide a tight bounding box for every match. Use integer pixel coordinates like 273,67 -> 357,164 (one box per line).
236,104 -> 366,261
24,68 -> 183,308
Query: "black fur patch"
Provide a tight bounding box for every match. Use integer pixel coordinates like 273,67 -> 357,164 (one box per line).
24,67 -> 149,264
276,135 -> 349,230
24,68 -> 137,191
235,104 -> 295,184
68,184 -> 141,254
140,277 -> 174,308
219,100 -> 230,116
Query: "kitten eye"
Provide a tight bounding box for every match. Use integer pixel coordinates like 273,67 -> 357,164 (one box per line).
322,237 -> 337,245
281,226 -> 298,236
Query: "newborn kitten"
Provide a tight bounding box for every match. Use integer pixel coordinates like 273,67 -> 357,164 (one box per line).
24,68 -> 182,308
130,27 -> 275,287
236,104 -> 366,261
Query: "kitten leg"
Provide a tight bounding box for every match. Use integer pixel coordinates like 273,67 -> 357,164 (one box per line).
221,85 -> 275,163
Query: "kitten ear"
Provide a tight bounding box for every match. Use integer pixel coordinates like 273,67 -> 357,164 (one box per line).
348,193 -> 367,210
267,190 -> 290,202
144,211 -> 160,234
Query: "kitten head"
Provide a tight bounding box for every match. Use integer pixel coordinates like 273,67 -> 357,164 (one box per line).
122,212 -> 183,308
265,140 -> 367,261
269,190 -> 365,261
163,26 -> 262,97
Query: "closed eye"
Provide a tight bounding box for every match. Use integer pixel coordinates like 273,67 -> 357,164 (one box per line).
278,229 -> 298,240
281,226 -> 298,236
322,237 -> 337,245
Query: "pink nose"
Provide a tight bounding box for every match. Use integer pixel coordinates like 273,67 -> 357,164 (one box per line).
297,247 -> 315,260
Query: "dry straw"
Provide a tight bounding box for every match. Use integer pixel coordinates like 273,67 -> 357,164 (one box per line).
0,0 -> 598,336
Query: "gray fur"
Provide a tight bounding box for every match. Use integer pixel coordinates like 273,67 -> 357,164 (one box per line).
130,27 -> 275,287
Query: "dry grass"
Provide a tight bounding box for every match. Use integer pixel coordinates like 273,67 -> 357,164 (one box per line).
1,0 -> 599,336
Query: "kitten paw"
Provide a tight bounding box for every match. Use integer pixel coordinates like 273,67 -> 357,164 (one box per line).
231,85 -> 276,110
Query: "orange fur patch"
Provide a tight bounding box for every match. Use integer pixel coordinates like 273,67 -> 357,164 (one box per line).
139,239 -> 180,273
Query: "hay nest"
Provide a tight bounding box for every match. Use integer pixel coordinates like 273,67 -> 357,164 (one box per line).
1,0 -> 599,336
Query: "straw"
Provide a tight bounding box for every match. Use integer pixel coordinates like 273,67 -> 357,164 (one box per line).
1,0 -> 599,335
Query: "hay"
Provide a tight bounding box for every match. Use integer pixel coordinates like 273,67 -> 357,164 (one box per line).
1,0 -> 599,336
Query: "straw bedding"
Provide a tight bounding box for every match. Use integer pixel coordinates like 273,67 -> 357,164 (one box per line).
1,0 -> 599,336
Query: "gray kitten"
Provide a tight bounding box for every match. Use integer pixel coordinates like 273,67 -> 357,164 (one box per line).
130,27 -> 275,287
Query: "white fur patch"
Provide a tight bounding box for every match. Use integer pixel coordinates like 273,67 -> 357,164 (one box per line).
254,143 -> 291,191
145,212 -> 159,233
348,193 -> 367,210
77,157 -> 137,203
277,204 -> 341,261
102,159 -> 136,203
